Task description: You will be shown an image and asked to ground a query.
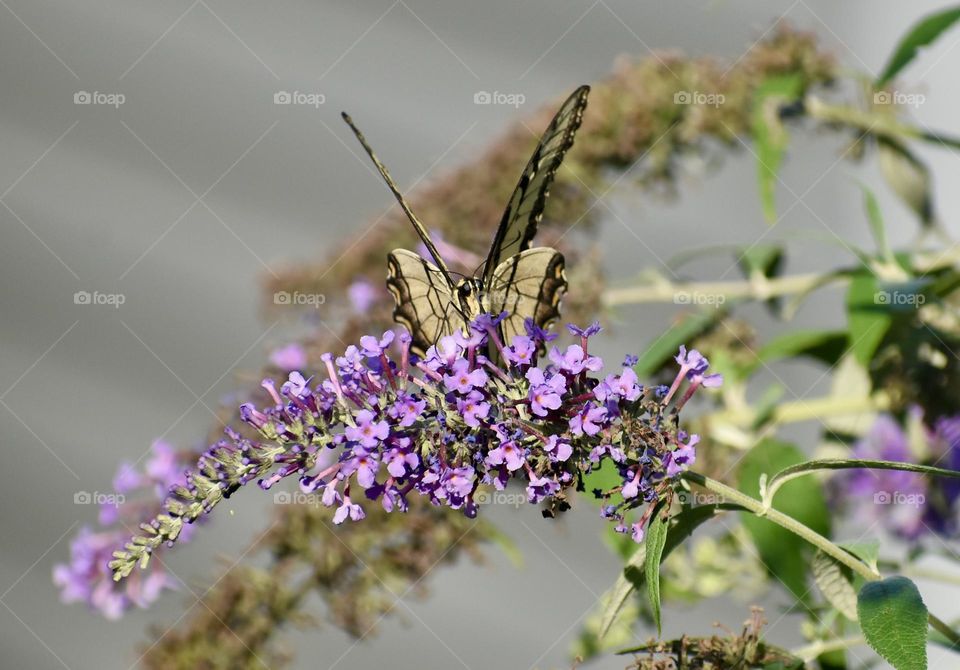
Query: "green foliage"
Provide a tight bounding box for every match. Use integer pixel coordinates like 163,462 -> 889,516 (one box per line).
752,73 -> 804,224
857,576 -> 929,670
738,440 -> 831,601
643,501 -> 670,635
876,6 -> 960,85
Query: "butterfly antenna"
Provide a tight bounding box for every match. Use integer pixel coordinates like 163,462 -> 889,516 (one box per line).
341,112 -> 453,279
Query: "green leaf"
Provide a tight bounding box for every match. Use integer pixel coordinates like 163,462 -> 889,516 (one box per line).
857,576 -> 928,670
583,458 -> 623,508
598,544 -> 646,641
768,458 -> 960,496
751,329 -> 848,372
812,549 -> 859,621
644,502 -> 670,636
839,540 -> 880,574
738,439 -> 831,602
596,503 -> 743,641
878,139 -> 934,228
634,310 -> 723,378
876,6 -> 960,85
860,183 -> 896,263
738,244 -> 784,279
846,272 -> 892,366
752,73 -> 804,223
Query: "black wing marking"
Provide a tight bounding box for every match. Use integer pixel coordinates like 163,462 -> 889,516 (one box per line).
487,247 -> 567,348
386,249 -> 468,356
481,85 -> 589,286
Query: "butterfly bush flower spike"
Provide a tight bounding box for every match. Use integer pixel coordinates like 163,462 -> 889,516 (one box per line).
110,318 -> 722,581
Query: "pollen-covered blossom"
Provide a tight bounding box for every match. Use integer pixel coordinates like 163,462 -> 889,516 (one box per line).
54,440 -> 195,619
110,317 -> 722,583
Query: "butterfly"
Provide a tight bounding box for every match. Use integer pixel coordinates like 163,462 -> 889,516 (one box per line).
342,85 -> 589,357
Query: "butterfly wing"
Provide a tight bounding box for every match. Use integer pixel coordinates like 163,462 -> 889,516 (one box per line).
481,85 -> 589,286
387,249 -> 467,356
487,247 -> 567,347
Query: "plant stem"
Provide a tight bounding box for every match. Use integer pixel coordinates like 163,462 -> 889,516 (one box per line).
703,393 -> 890,428
602,246 -> 960,308
602,273 -> 825,307
790,635 -> 866,662
804,95 -> 960,150
681,471 -> 960,647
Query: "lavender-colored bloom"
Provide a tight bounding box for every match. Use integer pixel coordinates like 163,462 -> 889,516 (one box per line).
550,344 -> 602,375
666,435 -> 698,477
457,391 -> 490,428
348,279 -> 377,313
623,354 -> 639,367
105,315 -> 721,592
567,321 -> 602,337
360,331 -> 395,358
486,439 -> 526,471
333,496 -> 365,524
443,358 -> 488,394
504,335 -> 537,367
526,367 -> 565,416
270,343 -> 307,371
112,462 -> 142,493
345,409 -> 389,448
524,317 -> 557,343
675,345 -> 710,377
569,405 -> 607,436
389,394 -> 426,428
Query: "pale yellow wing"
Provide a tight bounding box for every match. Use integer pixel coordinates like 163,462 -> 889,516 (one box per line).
487,247 -> 567,347
386,249 -> 467,356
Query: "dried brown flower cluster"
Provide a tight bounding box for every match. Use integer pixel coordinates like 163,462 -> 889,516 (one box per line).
141,500 -> 492,669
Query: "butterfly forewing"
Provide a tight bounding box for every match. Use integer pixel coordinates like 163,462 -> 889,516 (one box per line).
487,248 -> 567,347
481,85 -> 589,286
386,249 -> 467,356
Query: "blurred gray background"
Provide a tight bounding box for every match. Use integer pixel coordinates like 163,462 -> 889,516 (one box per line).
2,1 -> 960,668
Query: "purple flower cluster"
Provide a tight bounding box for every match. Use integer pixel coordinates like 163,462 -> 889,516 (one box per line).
833,409 -> 960,540
234,317 -> 719,543
108,316 -> 721,585
53,440 -> 194,619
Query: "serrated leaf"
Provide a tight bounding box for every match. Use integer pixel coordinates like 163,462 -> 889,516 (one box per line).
644,503 -> 670,636
812,550 -> 859,621
857,576 -> 928,670
876,6 -> 960,85
738,440 -> 831,602
752,73 -> 804,223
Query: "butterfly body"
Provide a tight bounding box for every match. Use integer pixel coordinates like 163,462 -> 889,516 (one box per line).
344,85 -> 590,356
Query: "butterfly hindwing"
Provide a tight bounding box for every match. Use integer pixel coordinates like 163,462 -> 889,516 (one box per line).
487,248 -> 567,347
386,249 -> 465,356
481,85 -> 589,286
